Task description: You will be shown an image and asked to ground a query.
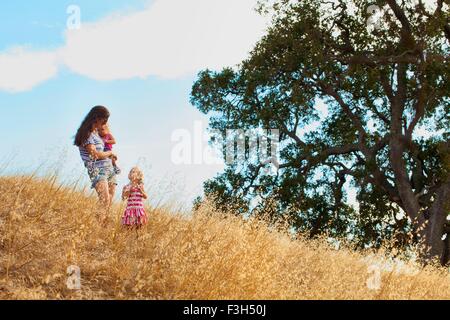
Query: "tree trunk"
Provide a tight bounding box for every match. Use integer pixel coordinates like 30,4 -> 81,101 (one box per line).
388,136 -> 449,265
390,138 -> 421,220
422,182 -> 450,265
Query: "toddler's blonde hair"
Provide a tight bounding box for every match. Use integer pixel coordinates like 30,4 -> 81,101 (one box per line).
100,123 -> 110,134
129,167 -> 144,185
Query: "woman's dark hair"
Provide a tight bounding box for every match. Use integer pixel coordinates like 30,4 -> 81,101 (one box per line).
74,106 -> 110,147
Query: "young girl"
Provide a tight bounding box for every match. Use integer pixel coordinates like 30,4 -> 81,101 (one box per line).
121,167 -> 148,227
98,124 -> 121,175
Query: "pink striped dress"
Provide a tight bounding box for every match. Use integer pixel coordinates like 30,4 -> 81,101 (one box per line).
122,185 -> 148,226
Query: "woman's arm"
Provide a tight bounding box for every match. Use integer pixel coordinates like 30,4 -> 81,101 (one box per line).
86,144 -> 115,160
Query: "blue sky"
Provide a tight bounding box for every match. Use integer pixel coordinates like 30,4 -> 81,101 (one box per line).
0,0 -> 269,208
0,1 -> 149,50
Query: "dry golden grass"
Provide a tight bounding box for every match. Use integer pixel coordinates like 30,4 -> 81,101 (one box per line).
0,175 -> 449,300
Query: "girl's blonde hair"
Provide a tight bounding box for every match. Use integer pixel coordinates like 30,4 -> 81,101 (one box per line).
129,167 -> 144,185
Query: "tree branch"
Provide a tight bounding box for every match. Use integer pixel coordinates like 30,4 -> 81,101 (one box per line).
315,80 -> 368,147
279,143 -> 362,172
405,83 -> 427,141
386,0 -> 414,37
434,0 -> 450,44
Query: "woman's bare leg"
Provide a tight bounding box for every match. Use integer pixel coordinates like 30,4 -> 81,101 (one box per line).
108,182 -> 116,207
95,180 -> 110,223
103,182 -> 116,225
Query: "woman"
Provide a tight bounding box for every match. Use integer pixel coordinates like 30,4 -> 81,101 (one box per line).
74,106 -> 117,223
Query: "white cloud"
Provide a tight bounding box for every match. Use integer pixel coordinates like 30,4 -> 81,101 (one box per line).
0,47 -> 59,93
0,0 -> 268,92
61,0 -> 268,80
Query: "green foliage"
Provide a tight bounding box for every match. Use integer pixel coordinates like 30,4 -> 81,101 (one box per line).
191,0 -> 449,250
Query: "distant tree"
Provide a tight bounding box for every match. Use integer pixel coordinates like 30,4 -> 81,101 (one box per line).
191,0 -> 449,264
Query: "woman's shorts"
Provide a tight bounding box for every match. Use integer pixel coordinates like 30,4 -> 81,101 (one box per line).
86,165 -> 117,189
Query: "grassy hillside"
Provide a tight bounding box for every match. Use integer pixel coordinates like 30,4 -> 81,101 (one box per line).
0,176 -> 449,299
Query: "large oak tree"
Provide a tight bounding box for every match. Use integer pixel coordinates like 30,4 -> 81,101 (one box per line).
191,0 -> 449,264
